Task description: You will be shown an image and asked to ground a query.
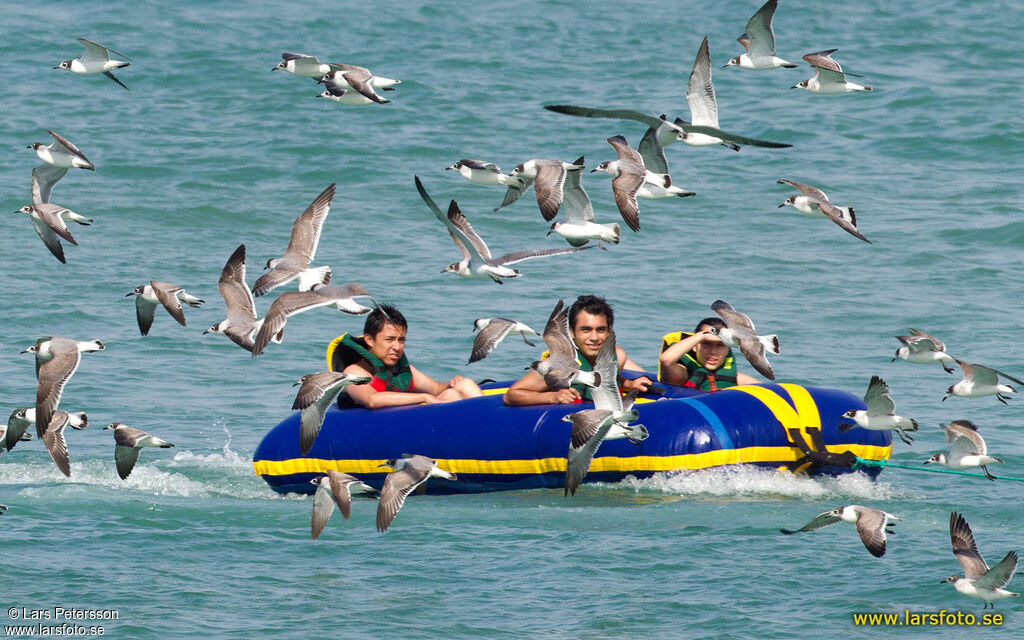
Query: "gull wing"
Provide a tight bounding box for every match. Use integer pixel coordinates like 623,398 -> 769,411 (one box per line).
589,330 -> 623,413
533,162 -> 568,222
281,52 -> 312,62
545,105 -> 792,149
282,183 -> 335,267
803,49 -> 841,72
492,244 -> 592,267
36,344 -> 81,438
311,478 -> 338,538
341,68 -> 390,104
778,179 -> 830,203
150,281 -> 188,327
818,201 -> 871,243
542,299 -> 576,360
470,319 -> 515,364
251,291 -> 336,356
219,244 -> 258,323
907,328 -> 946,351
294,372 -> 352,454
863,376 -> 896,416
638,124 -> 669,174
494,176 -> 532,211
686,36 -> 719,128
711,300 -> 756,331
779,510 -> 842,534
976,363 -> 1024,387
376,464 -> 432,532
565,409 -> 616,496
46,130 -> 94,168
744,0 -> 780,57
446,201 -> 492,261
814,67 -> 849,87
77,38 -> 129,62
459,159 -> 501,172
42,411 -> 72,477
560,167 -> 594,223
32,164 -> 69,204
974,551 -> 1018,591
415,176 -> 485,261
134,296 -> 157,336
950,511 -> 989,580
944,420 -> 986,454
853,507 -> 889,558
737,335 -> 775,381
30,214 -> 70,263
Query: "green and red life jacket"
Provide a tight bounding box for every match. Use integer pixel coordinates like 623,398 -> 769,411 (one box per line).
657,331 -> 737,392
327,333 -> 416,394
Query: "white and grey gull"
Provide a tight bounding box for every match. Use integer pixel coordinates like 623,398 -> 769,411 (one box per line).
54,38 -> 131,90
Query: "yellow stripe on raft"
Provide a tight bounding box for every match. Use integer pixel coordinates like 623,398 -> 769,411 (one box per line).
253,443 -> 891,477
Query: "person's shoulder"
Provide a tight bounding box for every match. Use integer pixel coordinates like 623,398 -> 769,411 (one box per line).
343,362 -> 373,378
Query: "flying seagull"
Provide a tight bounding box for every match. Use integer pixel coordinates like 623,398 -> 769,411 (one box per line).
54,38 -> 131,90
469,318 -> 540,364
546,162 -> 621,249
103,422 -> 175,480
310,470 -> 378,539
925,420 -> 1003,481
793,49 -> 872,94
944,512 -> 1019,608
944,360 -> 1024,403
723,0 -> 797,69
415,176 -> 591,283
529,298 -> 601,391
126,281 -> 205,336
892,328 -> 956,373
376,455 -> 456,532
252,183 -> 335,297
251,283 -> 379,356
777,179 -> 870,243
839,376 -> 918,445
204,244 -> 282,352
497,156 -> 586,220
21,336 -> 104,434
781,505 -> 899,558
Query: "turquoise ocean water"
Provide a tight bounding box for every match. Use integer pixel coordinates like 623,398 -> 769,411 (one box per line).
2,1 -> 1023,637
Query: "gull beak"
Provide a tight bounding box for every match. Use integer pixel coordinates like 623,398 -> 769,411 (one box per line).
777,203 -> 786,208
125,292 -> 135,297
790,84 -> 799,89
202,329 -> 210,335
590,168 -> 598,173
53,65 -> 62,69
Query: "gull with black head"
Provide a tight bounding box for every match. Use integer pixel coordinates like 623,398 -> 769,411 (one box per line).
777,179 -> 869,243
892,328 -> 956,373
103,422 -> 175,480
563,330 -> 647,496
944,360 -> 1024,404
793,49 -> 872,94
496,157 -> 585,220
3,407 -> 85,453
446,159 -> 526,189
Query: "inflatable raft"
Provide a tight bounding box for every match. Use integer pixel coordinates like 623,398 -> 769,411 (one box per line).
253,377 -> 892,495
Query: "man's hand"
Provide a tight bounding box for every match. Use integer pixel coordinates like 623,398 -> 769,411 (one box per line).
621,376 -> 653,393
551,388 -> 582,404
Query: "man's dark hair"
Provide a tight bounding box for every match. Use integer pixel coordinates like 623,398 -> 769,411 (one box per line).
568,295 -> 614,329
364,304 -> 406,337
694,317 -> 726,332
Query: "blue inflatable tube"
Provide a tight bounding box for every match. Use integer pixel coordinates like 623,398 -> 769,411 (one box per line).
253,380 -> 891,495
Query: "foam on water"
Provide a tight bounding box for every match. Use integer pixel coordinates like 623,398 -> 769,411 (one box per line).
617,466 -> 905,501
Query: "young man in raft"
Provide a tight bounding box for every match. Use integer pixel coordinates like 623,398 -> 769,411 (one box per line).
504,295 -> 654,405
657,317 -> 758,391
332,305 -> 483,408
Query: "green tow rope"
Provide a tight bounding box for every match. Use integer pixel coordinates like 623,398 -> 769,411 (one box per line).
852,457 -> 1024,483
